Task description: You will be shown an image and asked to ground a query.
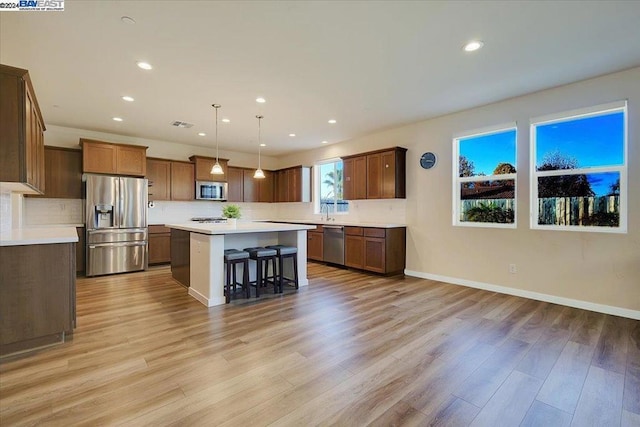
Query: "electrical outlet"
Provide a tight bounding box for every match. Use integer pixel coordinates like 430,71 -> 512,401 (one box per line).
148,201 -> 155,208
509,264 -> 517,274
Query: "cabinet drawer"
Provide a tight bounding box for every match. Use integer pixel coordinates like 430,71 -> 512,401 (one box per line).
364,227 -> 386,238
345,226 -> 363,236
149,225 -> 171,234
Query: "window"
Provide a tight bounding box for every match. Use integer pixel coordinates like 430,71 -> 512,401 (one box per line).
530,101 -> 627,232
453,124 -> 517,228
314,159 -> 348,215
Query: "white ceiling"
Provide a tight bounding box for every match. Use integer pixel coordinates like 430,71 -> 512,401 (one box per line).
2,1 -> 640,156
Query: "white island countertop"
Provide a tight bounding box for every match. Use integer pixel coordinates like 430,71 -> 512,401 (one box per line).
0,226 -> 79,246
165,221 -> 316,235
266,219 -> 407,228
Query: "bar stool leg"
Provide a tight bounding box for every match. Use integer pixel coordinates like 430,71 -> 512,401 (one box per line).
255,259 -> 262,298
292,254 -> 299,289
225,261 -> 231,304
243,259 -> 250,298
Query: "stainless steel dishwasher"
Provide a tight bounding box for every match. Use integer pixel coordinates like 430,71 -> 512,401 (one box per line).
323,225 -> 345,265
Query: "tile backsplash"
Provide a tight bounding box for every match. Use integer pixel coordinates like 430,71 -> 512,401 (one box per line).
148,201 -> 277,224
24,198 -> 84,225
0,189 -> 11,232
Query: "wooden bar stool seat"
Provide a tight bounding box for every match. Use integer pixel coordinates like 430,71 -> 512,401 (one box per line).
223,249 -> 250,303
244,247 -> 278,297
266,245 -> 299,291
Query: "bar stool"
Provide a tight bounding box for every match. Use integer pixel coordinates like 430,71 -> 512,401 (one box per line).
266,245 -> 299,291
244,247 -> 278,297
223,249 -> 250,303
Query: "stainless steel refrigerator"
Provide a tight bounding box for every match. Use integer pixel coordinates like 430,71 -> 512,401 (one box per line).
85,174 -> 148,277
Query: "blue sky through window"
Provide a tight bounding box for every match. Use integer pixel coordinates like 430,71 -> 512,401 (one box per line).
459,129 -> 516,176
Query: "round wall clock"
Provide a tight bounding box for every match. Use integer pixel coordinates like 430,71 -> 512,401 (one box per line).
420,152 -> 437,169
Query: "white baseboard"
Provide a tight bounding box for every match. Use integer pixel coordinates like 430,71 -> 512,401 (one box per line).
188,288 -> 225,307
404,269 -> 640,320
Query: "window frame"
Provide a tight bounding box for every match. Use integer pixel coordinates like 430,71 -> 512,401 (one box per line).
313,158 -> 348,215
452,122 -> 518,229
529,100 -> 628,233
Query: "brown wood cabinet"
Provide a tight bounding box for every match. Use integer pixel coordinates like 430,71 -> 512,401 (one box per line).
170,161 -> 195,201
171,229 -> 190,287
27,147 -> 82,199
147,158 -> 172,201
307,225 -> 324,261
243,169 -> 274,203
275,166 -> 310,202
80,139 -> 147,176
226,166 -> 244,202
342,147 -> 406,200
343,156 -> 367,201
0,242 -> 76,356
343,226 -> 406,275
189,155 -> 229,182
149,225 -> 171,265
344,226 -> 365,269
0,64 -> 45,194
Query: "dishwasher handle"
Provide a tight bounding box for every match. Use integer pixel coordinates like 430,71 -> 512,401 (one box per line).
323,225 -> 344,230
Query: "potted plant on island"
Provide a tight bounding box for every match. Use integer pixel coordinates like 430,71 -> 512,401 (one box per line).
221,204 -> 241,227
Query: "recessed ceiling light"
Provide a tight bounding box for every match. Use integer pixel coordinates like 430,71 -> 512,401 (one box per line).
321,140 -> 328,144
221,118 -> 230,123
198,132 -> 206,136
256,97 -> 266,103
260,143 -> 266,147
328,119 -> 337,124
121,16 -> 136,24
136,61 -> 153,70
289,133 -> 296,137
121,96 -> 134,102
463,40 -> 484,52
113,117 -> 123,122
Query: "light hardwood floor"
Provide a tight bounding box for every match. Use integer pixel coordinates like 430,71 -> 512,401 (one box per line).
1,263 -> 638,426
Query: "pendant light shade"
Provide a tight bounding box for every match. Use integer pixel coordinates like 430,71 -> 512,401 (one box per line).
254,115 -> 265,179
210,104 -> 224,175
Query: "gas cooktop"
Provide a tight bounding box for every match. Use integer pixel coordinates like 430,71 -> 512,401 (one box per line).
190,217 -> 228,223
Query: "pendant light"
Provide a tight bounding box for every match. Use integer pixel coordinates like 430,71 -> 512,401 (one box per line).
210,104 -> 224,175
254,115 -> 265,179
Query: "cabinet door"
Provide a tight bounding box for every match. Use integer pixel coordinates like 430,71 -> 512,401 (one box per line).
345,234 -> 364,269
243,169 -> 258,202
116,145 -> 147,176
43,148 -> 82,199
24,86 -> 37,189
364,237 -> 386,273
381,150 -> 396,199
366,153 -> 383,199
353,156 -> 367,200
259,170 -> 274,202
226,167 -> 244,202
192,156 -> 228,182
275,170 -> 289,202
307,231 -> 324,261
170,162 -> 195,201
147,159 -> 171,201
82,141 -> 117,174
343,158 -> 354,200
288,168 -> 302,202
149,233 -> 171,264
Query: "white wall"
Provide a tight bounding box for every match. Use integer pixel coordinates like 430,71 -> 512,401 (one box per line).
279,67 -> 640,315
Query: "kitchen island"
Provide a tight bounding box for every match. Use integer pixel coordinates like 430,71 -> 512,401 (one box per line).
165,221 -> 315,307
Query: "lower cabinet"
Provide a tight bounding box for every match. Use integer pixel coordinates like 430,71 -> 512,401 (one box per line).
170,229 -> 190,287
345,226 -> 406,275
0,242 -> 76,356
307,225 -> 324,261
149,225 -> 171,265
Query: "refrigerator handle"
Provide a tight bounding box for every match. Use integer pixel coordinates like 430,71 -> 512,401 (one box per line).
117,177 -> 123,228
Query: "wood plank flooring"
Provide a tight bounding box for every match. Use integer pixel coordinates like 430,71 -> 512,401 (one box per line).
1,263 -> 638,426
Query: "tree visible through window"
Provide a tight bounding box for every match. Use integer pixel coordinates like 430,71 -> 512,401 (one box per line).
316,160 -> 348,214
453,125 -> 517,227
531,101 -> 627,232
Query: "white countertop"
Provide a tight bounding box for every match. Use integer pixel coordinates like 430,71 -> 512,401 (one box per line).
165,221 -> 316,235
0,226 -> 79,246
267,219 -> 407,228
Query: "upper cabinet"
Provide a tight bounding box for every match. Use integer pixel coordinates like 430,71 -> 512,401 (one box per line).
189,155 -> 229,182
147,158 -> 172,201
80,139 -> 147,177
226,166 -> 274,203
0,64 -> 45,194
170,161 -> 195,201
342,147 -> 407,200
27,147 -> 82,199
275,166 -> 310,203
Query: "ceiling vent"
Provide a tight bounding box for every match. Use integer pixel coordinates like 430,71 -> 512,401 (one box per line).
171,120 -> 194,128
